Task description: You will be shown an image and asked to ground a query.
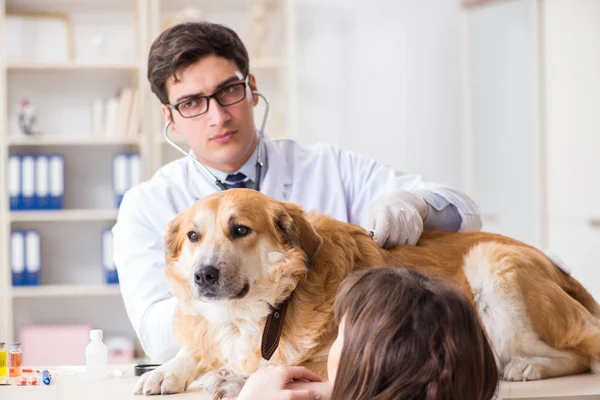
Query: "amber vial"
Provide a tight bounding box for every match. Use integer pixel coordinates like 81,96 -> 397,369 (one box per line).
9,342 -> 22,377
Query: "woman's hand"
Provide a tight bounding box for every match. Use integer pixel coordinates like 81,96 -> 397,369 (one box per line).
286,381 -> 333,400
226,365 -> 323,400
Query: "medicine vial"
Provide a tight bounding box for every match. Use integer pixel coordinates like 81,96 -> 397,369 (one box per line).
8,342 -> 22,377
0,342 -> 6,377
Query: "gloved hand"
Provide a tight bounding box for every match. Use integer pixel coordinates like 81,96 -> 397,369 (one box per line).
364,190 -> 429,248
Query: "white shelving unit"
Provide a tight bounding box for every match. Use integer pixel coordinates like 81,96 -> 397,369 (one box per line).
11,283 -> 122,298
7,136 -> 142,146
0,0 -> 297,362
0,0 -> 153,361
9,209 -> 119,223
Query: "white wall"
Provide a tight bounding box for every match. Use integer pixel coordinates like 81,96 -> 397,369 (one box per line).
465,0 -> 540,245
295,0 -> 463,188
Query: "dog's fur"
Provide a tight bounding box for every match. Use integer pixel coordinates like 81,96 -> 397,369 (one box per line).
135,189 -> 600,397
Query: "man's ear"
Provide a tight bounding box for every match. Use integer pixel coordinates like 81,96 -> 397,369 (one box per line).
248,74 -> 259,106
161,104 -> 178,135
164,213 -> 186,263
275,202 -> 323,267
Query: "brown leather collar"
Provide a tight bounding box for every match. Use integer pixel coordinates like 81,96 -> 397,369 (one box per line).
261,297 -> 290,360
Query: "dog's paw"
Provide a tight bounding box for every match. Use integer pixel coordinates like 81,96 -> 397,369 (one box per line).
503,357 -> 542,381
134,368 -> 190,396
200,368 -> 248,399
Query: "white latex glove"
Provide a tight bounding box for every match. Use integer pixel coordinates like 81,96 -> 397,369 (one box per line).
364,190 -> 429,248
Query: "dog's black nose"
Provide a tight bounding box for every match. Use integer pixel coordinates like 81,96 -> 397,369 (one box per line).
194,266 -> 219,287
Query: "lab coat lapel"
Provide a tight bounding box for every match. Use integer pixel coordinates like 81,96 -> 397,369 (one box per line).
186,157 -> 222,201
260,139 -> 292,201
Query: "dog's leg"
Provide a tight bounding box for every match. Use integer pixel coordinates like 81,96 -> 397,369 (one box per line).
200,367 -> 249,400
503,340 -> 589,381
134,348 -> 203,395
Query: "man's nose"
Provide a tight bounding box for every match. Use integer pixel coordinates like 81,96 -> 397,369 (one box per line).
194,265 -> 220,287
206,100 -> 231,126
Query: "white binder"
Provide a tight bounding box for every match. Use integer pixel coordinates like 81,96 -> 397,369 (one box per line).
35,155 -> 50,209
49,154 -> 64,209
8,155 -> 21,210
21,155 -> 35,210
113,153 -> 129,208
25,230 -> 41,285
11,231 -> 25,285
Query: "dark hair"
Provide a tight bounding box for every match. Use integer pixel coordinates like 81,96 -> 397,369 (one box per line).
147,21 -> 250,105
331,268 -> 499,400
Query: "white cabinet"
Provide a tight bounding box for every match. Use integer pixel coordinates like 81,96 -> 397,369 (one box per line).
463,0 -> 600,300
463,0 -> 600,299
463,0 -> 541,246
544,0 -> 600,300
544,0 -> 600,220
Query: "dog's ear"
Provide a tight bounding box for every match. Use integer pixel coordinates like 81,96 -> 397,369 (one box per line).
275,202 -> 323,267
164,213 -> 186,263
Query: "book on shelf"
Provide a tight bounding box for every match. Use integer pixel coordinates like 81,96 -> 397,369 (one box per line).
94,86 -> 140,139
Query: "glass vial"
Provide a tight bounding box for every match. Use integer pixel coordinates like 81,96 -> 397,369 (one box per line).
0,343 -> 6,377
9,342 -> 22,377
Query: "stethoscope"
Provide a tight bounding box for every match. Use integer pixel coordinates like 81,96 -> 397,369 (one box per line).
163,91 -> 270,192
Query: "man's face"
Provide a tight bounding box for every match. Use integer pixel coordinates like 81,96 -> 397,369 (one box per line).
162,55 -> 259,172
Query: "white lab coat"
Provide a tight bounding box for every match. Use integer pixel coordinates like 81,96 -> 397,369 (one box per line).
112,138 -> 482,362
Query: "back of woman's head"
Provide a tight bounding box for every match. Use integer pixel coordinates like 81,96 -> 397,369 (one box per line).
331,267 -> 499,400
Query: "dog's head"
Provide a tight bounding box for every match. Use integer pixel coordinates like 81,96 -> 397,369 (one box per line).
164,189 -> 322,322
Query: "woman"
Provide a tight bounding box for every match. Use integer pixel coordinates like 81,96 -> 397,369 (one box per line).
231,268 -> 500,400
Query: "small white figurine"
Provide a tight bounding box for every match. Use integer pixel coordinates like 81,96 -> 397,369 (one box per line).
18,98 -> 37,136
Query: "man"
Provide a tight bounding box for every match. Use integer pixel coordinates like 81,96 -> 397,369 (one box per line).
112,21 -> 482,363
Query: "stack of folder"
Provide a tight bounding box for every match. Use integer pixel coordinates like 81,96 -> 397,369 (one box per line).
8,154 -> 64,210
11,230 -> 41,286
113,152 -> 142,208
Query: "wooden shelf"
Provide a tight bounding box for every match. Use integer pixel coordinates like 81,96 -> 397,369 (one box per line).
11,284 -> 121,298
7,136 -> 141,146
10,209 -> 118,222
7,62 -> 138,71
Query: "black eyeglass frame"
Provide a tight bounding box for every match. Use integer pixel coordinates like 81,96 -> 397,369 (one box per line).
166,75 -> 250,118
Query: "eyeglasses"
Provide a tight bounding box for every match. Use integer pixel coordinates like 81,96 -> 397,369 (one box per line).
167,76 -> 249,118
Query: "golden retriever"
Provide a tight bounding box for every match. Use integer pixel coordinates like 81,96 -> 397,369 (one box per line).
135,188 -> 600,397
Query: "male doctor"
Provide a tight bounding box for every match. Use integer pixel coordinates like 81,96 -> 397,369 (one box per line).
112,21 -> 482,363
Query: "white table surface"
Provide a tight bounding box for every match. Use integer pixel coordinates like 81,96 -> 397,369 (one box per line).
1,365 -> 598,400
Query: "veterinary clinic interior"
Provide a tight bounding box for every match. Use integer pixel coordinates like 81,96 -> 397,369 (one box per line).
0,0 -> 599,399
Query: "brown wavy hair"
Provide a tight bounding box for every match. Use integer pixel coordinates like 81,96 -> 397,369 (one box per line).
148,21 -> 249,105
331,267 -> 499,400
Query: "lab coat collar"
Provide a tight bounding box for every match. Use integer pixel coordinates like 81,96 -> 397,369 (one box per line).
259,137 -> 293,200
203,137 -> 261,183
185,135 -> 292,201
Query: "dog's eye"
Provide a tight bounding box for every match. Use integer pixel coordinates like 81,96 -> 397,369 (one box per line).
232,225 -> 251,238
187,231 -> 199,242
